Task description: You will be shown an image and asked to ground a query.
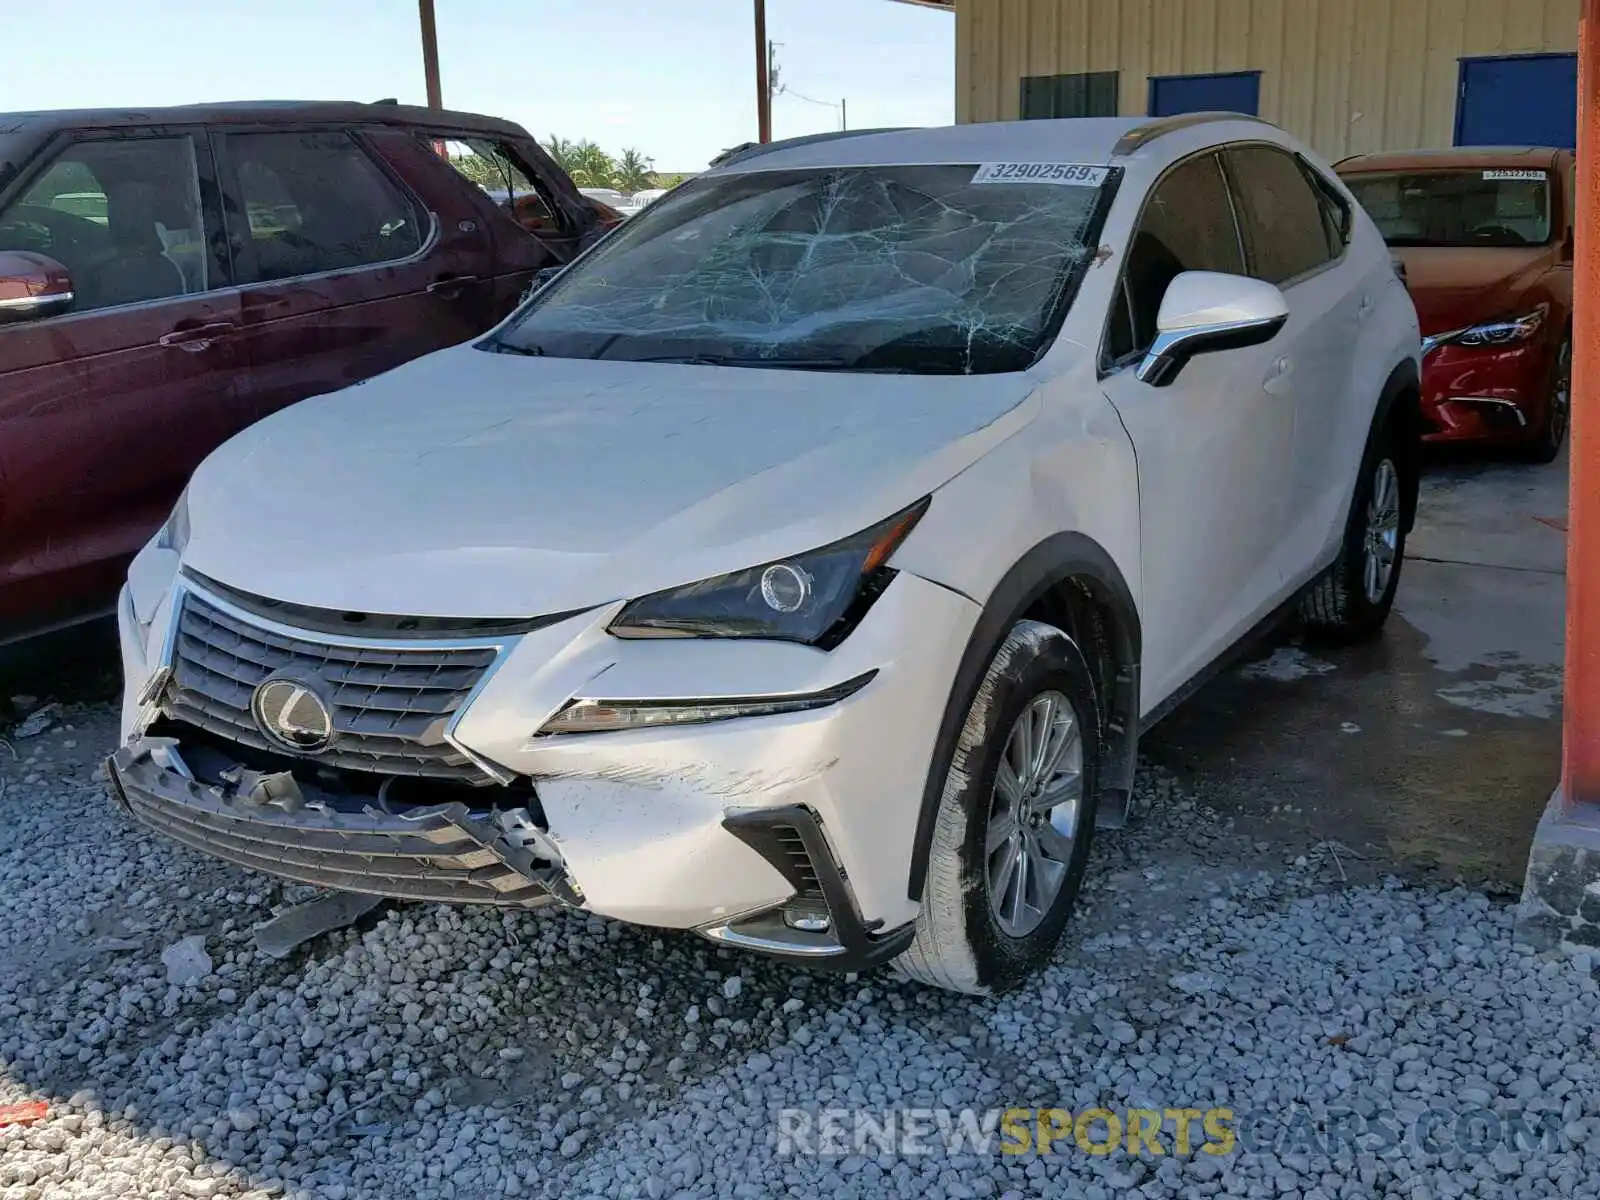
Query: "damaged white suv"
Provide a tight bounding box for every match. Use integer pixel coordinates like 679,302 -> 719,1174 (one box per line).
112,114 -> 1420,993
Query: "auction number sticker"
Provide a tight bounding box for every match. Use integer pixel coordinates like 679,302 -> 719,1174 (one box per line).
1482,169 -> 1547,181
972,162 -> 1110,186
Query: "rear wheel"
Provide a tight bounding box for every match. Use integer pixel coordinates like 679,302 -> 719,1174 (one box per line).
1301,419 -> 1406,640
1521,333 -> 1571,464
896,621 -> 1100,995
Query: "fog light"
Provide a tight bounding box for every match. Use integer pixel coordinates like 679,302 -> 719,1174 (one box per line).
783,906 -> 831,933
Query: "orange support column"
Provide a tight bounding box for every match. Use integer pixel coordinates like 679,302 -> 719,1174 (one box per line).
1517,0 -> 1600,954
1566,0 -> 1600,814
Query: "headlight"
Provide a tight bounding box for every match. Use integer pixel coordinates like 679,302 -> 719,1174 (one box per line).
1455,308 -> 1545,347
609,499 -> 929,648
156,489 -> 191,555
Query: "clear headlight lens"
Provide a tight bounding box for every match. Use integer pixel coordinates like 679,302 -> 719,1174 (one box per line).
537,672 -> 877,736
1456,308 -> 1545,347
609,499 -> 928,648
156,488 -> 191,555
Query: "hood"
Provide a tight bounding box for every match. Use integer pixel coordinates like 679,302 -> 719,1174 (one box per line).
184,345 -> 1040,617
1393,245 -> 1557,334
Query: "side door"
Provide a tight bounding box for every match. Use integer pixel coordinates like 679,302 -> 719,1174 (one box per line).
0,128 -> 238,631
1097,150 -> 1296,706
1221,145 -> 1363,579
213,126 -> 495,427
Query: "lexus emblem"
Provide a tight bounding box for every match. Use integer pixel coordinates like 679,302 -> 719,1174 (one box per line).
250,676 -> 336,753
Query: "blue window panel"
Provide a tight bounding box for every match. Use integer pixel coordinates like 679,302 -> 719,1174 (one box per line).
1147,71 -> 1262,118
1456,54 -> 1577,149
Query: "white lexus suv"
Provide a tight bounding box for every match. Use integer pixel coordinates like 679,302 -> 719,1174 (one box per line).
112,114 -> 1421,994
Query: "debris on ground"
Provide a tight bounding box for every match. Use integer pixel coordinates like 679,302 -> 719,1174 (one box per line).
0,1100 -> 48,1127
252,890 -> 385,959
158,933 -> 212,985
11,702 -> 61,738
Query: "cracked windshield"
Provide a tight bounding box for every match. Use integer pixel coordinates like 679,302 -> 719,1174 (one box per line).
491,164 -> 1111,373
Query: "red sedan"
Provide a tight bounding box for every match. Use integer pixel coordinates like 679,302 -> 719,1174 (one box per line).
1338,147 -> 1573,461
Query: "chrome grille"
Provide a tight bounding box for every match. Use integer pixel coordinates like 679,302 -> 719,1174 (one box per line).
166,591 -> 501,782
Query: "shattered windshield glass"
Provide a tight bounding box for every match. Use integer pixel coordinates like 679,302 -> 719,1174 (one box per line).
488,163 -> 1117,374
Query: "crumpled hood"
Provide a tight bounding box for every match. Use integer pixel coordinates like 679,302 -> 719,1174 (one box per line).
1395,245 -> 1558,334
184,344 -> 1040,617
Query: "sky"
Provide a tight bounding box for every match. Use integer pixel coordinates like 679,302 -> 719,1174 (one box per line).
3,0 -> 954,172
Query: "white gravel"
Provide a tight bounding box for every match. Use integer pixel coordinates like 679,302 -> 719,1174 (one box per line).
2,703 -> 1597,1199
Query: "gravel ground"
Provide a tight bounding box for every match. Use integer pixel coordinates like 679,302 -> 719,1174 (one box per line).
1,699 -> 1597,1199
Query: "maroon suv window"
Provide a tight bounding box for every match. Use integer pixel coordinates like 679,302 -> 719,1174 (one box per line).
221,131 -> 424,283
0,135 -> 213,313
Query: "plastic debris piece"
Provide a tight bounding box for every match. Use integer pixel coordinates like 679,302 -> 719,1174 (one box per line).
13,703 -> 61,738
0,1101 -> 49,1126
161,934 -> 213,985
253,891 -> 384,960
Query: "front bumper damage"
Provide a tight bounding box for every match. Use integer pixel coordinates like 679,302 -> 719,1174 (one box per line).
108,738 -> 577,908
107,739 -> 914,969
113,565 -> 981,971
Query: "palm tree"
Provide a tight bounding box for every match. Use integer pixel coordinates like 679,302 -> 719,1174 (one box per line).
567,141 -> 618,189
543,135 -> 579,177
614,148 -> 655,193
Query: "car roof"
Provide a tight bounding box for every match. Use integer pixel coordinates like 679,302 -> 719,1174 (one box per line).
1335,146 -> 1567,174
705,114 -> 1281,175
0,100 -> 529,140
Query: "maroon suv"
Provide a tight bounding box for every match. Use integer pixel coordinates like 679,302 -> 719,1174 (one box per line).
0,101 -> 611,642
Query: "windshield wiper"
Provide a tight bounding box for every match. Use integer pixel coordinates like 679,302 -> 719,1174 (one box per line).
480,338 -> 546,356
626,353 -> 859,370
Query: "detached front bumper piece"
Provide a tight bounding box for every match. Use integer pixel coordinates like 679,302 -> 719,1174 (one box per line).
107,739 -> 575,908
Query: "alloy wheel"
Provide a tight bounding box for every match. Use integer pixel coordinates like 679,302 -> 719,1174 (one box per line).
1362,458 -> 1401,604
985,690 -> 1084,938
1550,338 -> 1572,449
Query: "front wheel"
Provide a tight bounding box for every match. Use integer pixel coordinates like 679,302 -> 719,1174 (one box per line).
1301,420 -> 1407,640
895,621 -> 1101,995
1521,333 -> 1571,464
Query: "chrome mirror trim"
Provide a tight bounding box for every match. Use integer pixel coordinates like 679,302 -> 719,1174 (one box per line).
1136,315 -> 1285,386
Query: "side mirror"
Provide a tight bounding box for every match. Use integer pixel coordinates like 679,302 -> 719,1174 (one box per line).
0,250 -> 74,324
1137,271 -> 1288,387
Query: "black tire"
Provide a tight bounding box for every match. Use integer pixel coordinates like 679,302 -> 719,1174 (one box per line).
1520,333 -> 1571,464
1301,418 -> 1407,640
895,620 -> 1101,995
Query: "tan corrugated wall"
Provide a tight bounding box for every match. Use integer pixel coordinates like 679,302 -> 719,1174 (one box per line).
955,0 -> 1579,157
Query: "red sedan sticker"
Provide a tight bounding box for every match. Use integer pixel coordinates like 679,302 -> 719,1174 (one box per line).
971,163 -> 1110,186
1482,169 -> 1547,181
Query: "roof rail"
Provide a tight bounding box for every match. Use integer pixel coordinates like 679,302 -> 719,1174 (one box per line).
709,127 -> 910,169
1111,111 -> 1269,157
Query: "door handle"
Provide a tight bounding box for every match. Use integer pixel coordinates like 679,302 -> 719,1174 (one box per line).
426,274 -> 482,296
1264,355 -> 1294,393
159,321 -> 236,351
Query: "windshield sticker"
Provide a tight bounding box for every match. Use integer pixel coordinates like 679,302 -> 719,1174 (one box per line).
971,162 -> 1109,186
1482,169 -> 1547,181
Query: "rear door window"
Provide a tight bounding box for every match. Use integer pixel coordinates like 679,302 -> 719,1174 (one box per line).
1222,145 -> 1336,284
1105,151 -> 1244,365
428,137 -> 565,239
219,130 -> 424,283
0,134 -> 215,312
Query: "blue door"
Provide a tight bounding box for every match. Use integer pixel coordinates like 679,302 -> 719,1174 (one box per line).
1456,54 -> 1577,148
1147,71 -> 1261,118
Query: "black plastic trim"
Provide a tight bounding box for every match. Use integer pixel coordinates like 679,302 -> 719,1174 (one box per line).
722,805 -> 915,971
905,533 -> 1140,902
182,569 -> 583,639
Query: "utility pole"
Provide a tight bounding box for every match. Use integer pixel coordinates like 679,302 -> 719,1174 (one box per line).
419,0 -> 442,109
841,98 -> 848,131
754,0 -> 772,143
